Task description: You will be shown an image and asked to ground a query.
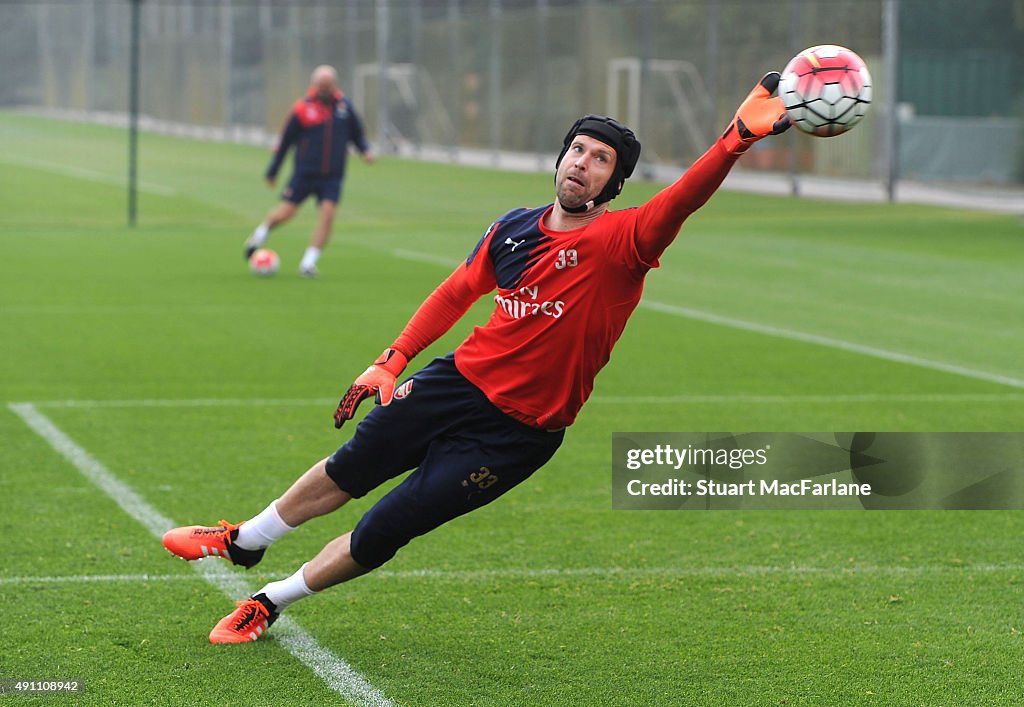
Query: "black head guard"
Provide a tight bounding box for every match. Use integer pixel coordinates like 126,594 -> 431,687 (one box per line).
556,115 -> 641,211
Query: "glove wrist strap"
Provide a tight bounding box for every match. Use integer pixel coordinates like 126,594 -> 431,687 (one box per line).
374,347 -> 408,376
720,122 -> 751,155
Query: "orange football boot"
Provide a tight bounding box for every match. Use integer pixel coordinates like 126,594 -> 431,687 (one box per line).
209,594 -> 279,644
161,520 -> 265,569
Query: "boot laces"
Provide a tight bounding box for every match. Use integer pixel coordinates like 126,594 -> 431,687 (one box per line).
230,599 -> 267,632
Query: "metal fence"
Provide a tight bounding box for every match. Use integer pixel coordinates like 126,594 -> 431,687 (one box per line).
1,0 -> 1022,189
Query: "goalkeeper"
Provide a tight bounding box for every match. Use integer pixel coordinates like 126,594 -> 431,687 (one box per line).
163,73 -> 790,643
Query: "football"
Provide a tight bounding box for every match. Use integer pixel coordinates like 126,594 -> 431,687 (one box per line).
780,45 -> 872,137
248,248 -> 280,276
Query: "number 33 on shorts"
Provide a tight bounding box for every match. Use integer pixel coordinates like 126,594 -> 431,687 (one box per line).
462,467 -> 499,499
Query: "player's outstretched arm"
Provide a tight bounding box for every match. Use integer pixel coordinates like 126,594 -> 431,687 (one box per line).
634,72 -> 790,264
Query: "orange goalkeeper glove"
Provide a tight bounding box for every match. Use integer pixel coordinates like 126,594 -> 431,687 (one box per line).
333,348 -> 409,428
721,72 -> 790,155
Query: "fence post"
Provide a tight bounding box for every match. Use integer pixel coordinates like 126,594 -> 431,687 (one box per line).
883,0 -> 900,202
376,0 -> 391,153
128,0 -> 141,227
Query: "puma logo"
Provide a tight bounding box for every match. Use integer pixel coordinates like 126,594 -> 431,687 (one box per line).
505,237 -> 526,252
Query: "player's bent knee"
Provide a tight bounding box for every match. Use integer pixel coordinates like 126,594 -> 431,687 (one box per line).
348,519 -> 411,570
347,492 -> 447,570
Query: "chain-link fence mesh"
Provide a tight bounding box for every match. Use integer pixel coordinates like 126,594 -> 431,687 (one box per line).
1,0 -> 1021,187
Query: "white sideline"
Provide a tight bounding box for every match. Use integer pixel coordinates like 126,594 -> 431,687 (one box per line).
0,155 -> 177,196
31,397 -> 339,408
22,392 -> 1024,410
388,247 -> 1024,391
5,562 -> 1023,587
592,393 -> 1024,404
640,300 -> 1024,390
8,402 -> 395,707
0,573 -> 202,585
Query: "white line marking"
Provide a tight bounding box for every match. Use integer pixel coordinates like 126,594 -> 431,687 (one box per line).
377,563 -> 1024,579
19,393 -> 1024,410
0,156 -> 177,196
0,574 -> 202,585
7,403 -> 177,537
8,402 -> 395,707
639,299 -> 1024,390
590,393 -> 1024,405
28,397 -> 337,408
5,561 -> 1022,587
386,246 -> 1024,391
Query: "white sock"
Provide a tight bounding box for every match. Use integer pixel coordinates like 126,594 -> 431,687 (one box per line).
249,222 -> 270,246
300,246 -> 321,271
261,563 -> 317,611
235,500 -> 295,551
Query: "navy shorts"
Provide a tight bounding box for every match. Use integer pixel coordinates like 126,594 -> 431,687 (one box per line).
282,174 -> 342,205
325,354 -> 564,570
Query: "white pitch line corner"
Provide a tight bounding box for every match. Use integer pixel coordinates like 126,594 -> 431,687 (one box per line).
7,402 -> 395,707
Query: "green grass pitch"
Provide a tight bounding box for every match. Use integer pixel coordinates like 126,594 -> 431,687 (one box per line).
1,111 -> 1023,705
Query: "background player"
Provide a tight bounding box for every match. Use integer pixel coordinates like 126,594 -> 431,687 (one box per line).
245,64 -> 375,277
164,72 -> 790,643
